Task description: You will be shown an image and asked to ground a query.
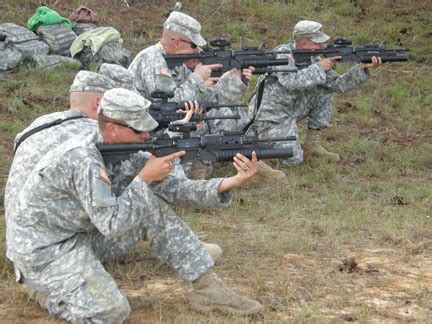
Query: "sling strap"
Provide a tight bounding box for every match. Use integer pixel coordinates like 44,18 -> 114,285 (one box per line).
14,115 -> 88,154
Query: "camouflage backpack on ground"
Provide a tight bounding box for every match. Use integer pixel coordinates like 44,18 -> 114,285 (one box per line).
75,41 -> 131,69
0,34 -> 22,71
0,23 -> 49,58
36,23 -> 77,56
30,54 -> 82,69
0,23 -> 50,71
72,23 -> 97,36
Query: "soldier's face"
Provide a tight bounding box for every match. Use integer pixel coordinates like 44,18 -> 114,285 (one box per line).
298,38 -> 326,50
173,37 -> 199,54
111,124 -> 151,144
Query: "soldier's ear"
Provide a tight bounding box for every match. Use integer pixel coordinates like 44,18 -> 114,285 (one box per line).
93,96 -> 102,110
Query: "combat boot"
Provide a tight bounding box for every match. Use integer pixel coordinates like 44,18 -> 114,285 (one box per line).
202,242 -> 223,265
303,129 -> 340,162
187,160 -> 212,180
256,160 -> 286,181
189,271 -> 263,315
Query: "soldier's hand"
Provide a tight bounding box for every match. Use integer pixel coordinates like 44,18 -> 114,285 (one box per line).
176,101 -> 203,124
138,151 -> 186,184
232,151 -> 258,185
362,56 -> 382,69
217,152 -> 258,193
194,63 -> 223,81
204,77 -> 219,87
319,56 -> 341,71
241,66 -> 255,81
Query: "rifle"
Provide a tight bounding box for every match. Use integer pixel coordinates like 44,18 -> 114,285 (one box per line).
150,91 -> 246,113
151,111 -> 240,128
164,39 -> 294,77
149,91 -> 243,129
97,130 -> 296,165
289,38 -> 409,67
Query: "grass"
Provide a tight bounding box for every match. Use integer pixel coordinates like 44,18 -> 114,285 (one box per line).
1,0 -> 432,322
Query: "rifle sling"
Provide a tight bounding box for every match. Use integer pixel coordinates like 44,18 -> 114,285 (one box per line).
14,115 -> 88,154
243,75 -> 267,134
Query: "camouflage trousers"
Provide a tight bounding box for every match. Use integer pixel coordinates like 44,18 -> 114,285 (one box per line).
15,202 -> 213,323
253,119 -> 303,166
292,86 -> 333,130
205,106 -> 251,135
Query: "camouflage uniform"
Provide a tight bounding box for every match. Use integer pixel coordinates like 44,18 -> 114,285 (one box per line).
128,12 -> 249,134
4,71 -> 115,220
6,88 -> 233,322
249,42 -> 370,164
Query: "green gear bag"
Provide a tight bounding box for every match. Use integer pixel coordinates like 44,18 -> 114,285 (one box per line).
27,6 -> 72,32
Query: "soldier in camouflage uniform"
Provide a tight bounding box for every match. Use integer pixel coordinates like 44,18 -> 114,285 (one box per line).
128,11 -> 250,131
6,88 -> 263,322
129,11 -> 284,180
4,71 -> 114,226
249,20 -> 382,164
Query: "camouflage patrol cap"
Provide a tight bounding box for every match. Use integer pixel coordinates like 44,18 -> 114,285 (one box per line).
70,70 -> 116,93
164,11 -> 206,47
99,63 -> 138,92
293,20 -> 330,44
100,88 -> 158,132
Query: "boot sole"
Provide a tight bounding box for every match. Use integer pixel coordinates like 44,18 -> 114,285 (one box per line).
189,300 -> 264,315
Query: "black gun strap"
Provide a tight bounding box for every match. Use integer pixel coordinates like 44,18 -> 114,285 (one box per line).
14,115 -> 88,154
242,75 -> 267,135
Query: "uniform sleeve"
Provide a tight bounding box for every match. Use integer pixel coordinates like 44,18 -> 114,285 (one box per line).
130,48 -> 208,101
170,66 -> 208,102
322,64 -> 370,93
277,60 -> 327,91
71,151 -> 161,238
212,69 -> 247,103
129,51 -> 167,99
151,164 -> 232,208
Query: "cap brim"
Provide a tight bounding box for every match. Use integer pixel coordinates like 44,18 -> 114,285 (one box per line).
310,32 -> 330,44
190,34 -> 206,47
129,116 -> 159,132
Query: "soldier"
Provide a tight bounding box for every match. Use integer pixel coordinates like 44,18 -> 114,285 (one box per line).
128,11 -> 285,180
248,20 -> 381,164
6,88 -> 264,322
4,71 -> 114,224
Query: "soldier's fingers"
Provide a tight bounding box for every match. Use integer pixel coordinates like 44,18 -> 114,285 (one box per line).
164,151 -> 186,161
208,64 -> 223,70
233,161 -> 243,172
183,101 -> 191,111
234,153 -> 251,164
194,100 -> 201,111
251,151 -> 258,163
329,56 -> 342,61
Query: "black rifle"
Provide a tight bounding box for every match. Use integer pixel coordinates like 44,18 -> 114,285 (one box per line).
151,111 -> 240,128
150,91 -> 246,113
97,130 -> 296,164
289,38 -> 409,67
164,39 -> 293,77
149,91 -> 243,129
